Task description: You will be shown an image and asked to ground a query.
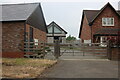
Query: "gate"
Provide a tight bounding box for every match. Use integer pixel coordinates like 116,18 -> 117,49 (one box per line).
45,41 -> 108,59
23,40 -> 108,59
60,43 -> 108,59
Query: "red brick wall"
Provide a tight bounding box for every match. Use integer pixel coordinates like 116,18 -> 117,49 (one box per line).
2,52 -> 24,58
25,24 -> 47,55
33,26 -> 47,43
110,48 -> 120,60
80,15 -> 91,40
25,24 -> 47,43
92,5 -> 120,42
2,22 -> 47,58
2,22 -> 25,58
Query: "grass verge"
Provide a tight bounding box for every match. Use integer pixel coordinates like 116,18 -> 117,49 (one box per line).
2,58 -> 57,78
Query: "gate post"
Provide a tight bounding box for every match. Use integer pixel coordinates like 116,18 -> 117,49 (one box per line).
54,40 -> 60,59
107,40 -> 112,60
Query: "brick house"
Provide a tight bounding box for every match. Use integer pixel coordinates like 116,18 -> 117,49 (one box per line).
47,21 -> 67,43
1,3 -> 47,58
79,2 -> 120,45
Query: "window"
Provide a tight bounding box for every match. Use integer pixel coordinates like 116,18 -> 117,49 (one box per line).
102,18 -> 114,26
30,27 -> 33,42
34,39 -> 38,45
100,36 -> 107,47
100,36 -> 107,43
48,26 -> 62,34
24,32 -> 28,42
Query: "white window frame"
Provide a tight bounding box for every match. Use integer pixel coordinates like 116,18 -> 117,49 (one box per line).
102,18 -> 114,26
34,39 -> 38,45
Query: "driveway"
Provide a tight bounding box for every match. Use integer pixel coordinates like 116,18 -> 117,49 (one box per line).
40,60 -> 118,78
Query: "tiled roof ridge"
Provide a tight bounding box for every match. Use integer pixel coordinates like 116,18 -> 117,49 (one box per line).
0,2 -> 40,6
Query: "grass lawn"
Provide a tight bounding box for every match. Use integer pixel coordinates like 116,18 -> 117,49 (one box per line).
2,58 -> 57,78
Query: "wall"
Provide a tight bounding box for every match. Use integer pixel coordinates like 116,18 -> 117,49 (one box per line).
62,37 -> 66,43
2,22 -> 25,58
84,40 -> 91,43
25,24 -> 47,46
2,22 -> 47,58
47,37 -> 53,43
80,14 -> 91,41
47,36 -> 66,44
33,26 -> 47,43
47,33 -> 66,43
110,47 -> 120,60
47,33 -> 66,37
47,36 -> 66,43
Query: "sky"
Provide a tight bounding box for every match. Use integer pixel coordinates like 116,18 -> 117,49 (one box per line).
0,0 -> 120,39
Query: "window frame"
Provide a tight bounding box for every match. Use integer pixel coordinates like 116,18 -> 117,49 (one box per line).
102,17 -> 114,26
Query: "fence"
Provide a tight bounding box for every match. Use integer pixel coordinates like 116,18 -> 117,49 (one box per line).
23,40 -> 119,60
24,41 -> 46,58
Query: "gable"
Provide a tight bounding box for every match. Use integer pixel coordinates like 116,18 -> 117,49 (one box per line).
47,23 -> 63,34
26,4 -> 47,32
47,22 -> 67,34
82,3 -> 120,26
89,3 -> 120,26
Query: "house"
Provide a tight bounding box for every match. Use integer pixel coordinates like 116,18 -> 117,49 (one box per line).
79,2 -> 120,44
47,21 -> 67,43
1,3 -> 47,58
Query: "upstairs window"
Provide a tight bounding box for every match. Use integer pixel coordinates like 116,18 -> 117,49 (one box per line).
102,18 -> 114,26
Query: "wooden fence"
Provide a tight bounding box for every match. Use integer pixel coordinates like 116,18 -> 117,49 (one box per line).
23,40 -> 119,60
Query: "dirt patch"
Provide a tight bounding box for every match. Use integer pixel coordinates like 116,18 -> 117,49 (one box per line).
2,58 -> 57,78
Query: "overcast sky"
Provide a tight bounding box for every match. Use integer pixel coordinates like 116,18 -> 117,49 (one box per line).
0,0 -> 120,39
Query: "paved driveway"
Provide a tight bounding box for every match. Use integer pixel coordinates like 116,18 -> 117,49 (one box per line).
40,60 -> 118,78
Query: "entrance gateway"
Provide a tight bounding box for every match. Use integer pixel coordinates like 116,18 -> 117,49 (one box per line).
46,40 -> 109,60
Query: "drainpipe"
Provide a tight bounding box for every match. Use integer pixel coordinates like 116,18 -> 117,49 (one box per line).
89,25 -> 93,43
24,22 -> 26,54
24,22 -> 26,42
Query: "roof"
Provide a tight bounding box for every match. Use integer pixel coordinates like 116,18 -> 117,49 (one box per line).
84,10 -> 120,26
84,10 -> 100,24
94,28 -> 120,36
83,3 -> 120,25
1,3 -> 47,32
79,2 -> 120,38
1,3 -> 38,21
47,21 -> 67,34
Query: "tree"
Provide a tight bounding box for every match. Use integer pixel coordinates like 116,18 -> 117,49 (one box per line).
66,35 -> 76,41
